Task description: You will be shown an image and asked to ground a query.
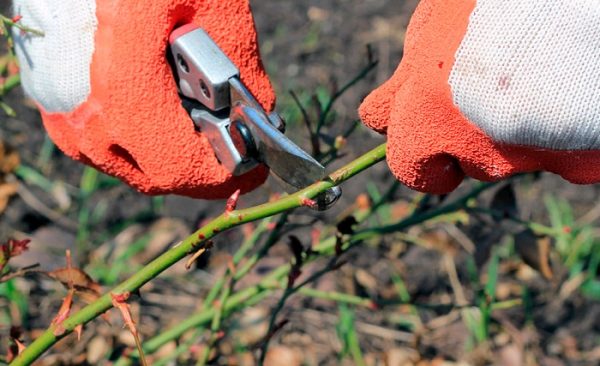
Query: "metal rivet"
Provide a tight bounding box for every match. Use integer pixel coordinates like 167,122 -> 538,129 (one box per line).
176,54 -> 189,73
230,120 -> 257,162
200,79 -> 211,99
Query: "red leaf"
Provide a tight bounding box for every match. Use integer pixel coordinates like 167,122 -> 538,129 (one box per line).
52,289 -> 75,336
7,239 -> 30,257
0,238 -> 31,272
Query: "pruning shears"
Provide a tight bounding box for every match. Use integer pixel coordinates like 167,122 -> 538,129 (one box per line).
169,25 -> 341,210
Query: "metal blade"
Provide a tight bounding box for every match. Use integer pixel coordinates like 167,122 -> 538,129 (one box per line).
230,104 -> 325,189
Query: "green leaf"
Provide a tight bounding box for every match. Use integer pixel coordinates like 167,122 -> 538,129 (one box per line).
485,251 -> 500,303
336,304 -> 365,366
580,280 -> 600,300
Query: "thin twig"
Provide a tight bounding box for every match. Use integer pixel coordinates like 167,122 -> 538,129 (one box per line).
290,90 -> 321,157
114,180 -> 502,365
11,144 -> 387,366
316,56 -> 378,133
0,264 -> 40,282
17,184 -> 78,230
0,14 -> 45,36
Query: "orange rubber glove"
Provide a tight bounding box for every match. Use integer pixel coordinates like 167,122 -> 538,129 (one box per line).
360,0 -> 600,194
12,0 -> 274,199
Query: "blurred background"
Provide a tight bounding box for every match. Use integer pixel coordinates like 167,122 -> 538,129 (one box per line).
1,0 -> 599,365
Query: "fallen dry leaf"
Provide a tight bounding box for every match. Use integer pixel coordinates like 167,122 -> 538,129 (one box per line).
87,335 -> 110,364
230,307 -> 269,345
47,267 -> 102,294
0,181 -> 18,213
355,268 -> 378,296
386,347 -> 419,366
498,344 -> 523,366
264,346 -> 302,366
514,229 -> 553,280
0,141 -> 20,174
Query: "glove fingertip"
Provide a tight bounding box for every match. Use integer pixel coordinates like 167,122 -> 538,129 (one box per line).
387,142 -> 465,194
359,89 -> 392,134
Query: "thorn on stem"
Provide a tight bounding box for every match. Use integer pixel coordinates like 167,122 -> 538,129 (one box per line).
111,292 -> 148,366
269,193 -> 281,202
300,197 -> 318,210
7,327 -> 26,362
110,292 -> 135,334
74,324 -> 83,341
225,189 -> 241,213
52,289 -> 75,336
185,241 -> 213,270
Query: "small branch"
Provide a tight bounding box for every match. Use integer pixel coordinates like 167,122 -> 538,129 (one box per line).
258,249 -> 347,364
116,180 -> 494,364
0,264 -> 40,283
290,90 -> 320,157
0,14 -> 44,36
1,74 -> 20,96
11,143 -> 387,366
316,53 -> 378,133
197,217 -> 281,365
357,181 -> 498,236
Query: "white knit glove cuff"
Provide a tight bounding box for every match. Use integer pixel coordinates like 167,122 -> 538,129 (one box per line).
12,0 -> 97,113
449,0 -> 600,150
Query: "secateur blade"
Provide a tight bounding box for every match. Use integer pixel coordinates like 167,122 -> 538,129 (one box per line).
169,25 -> 341,210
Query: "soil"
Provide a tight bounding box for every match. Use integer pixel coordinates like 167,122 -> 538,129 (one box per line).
1,1 -> 599,365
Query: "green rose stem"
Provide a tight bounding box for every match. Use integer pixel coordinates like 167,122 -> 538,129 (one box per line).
11,143 -> 387,366
116,174 -> 515,365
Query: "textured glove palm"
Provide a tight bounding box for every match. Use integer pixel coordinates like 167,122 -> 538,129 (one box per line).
13,0 -> 274,199
360,0 -> 600,194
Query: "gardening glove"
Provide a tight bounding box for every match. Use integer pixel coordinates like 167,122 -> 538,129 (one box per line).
359,0 -> 600,194
11,0 -> 274,199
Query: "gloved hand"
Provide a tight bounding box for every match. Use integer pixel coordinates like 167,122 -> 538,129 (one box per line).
12,0 -> 274,199
360,0 -> 600,194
